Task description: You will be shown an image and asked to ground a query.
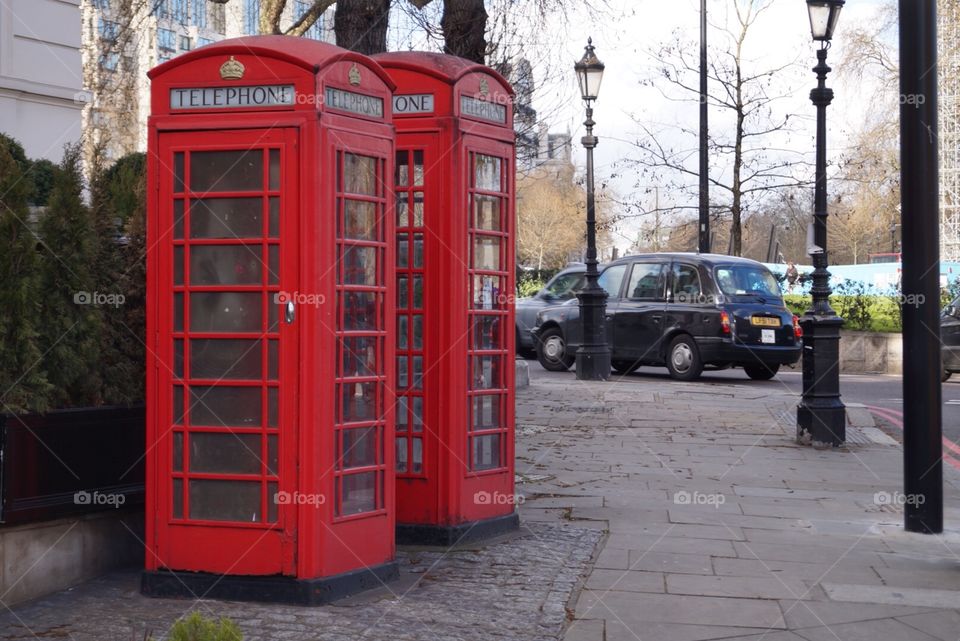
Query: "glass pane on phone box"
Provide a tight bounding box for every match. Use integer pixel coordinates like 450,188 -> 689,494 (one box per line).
191,150 -> 263,192
191,198 -> 263,239
190,432 -> 261,474
396,438 -> 408,473
397,396 -> 409,429
473,275 -> 501,309
340,336 -> 377,377
472,395 -> 500,429
395,151 -> 409,187
340,472 -> 377,515
473,315 -> 500,349
340,245 -> 377,286
474,154 -> 501,191
341,292 -> 377,331
473,236 -> 500,270
342,426 -> 376,468
343,153 -> 377,195
412,396 -> 424,432
189,385 -> 262,426
344,200 -> 377,240
475,195 -> 500,231
412,438 -> 423,473
471,355 -> 500,390
472,434 -> 501,471
190,245 -> 263,285
191,292 -> 262,332
342,382 -> 377,423
190,479 -> 261,522
191,338 -> 262,379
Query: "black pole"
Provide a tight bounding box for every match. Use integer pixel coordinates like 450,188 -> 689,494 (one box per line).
899,0 -> 942,534
575,98 -> 611,380
796,44 -> 845,447
698,0 -> 710,253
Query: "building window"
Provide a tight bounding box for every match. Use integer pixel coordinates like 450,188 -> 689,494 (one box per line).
158,28 -> 176,54
198,37 -> 214,47
192,0 -> 207,28
180,35 -> 191,51
100,52 -> 120,71
171,0 -> 188,24
98,18 -> 119,42
244,0 -> 260,35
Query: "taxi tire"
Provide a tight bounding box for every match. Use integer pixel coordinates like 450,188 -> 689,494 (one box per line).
744,363 -> 780,380
536,327 -> 575,372
666,335 -> 703,381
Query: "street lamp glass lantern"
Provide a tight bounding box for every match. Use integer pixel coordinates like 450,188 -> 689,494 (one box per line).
575,38 -> 604,102
807,0 -> 844,42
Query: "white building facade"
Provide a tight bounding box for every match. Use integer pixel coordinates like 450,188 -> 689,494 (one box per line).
0,0 -> 83,162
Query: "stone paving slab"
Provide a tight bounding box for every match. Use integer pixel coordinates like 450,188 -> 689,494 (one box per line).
0,523 -> 600,641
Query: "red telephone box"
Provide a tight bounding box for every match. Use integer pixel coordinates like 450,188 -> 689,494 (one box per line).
373,53 -> 518,544
143,36 -> 398,604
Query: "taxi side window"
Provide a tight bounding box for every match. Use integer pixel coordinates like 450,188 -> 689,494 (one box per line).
672,264 -> 702,301
626,263 -> 665,301
598,264 -> 627,299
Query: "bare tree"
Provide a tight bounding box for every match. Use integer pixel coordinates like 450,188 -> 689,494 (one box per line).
259,0 -> 335,36
625,0 -> 808,256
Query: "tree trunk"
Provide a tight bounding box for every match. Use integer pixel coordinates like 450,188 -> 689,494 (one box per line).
441,0 -> 487,63
334,0 -> 389,55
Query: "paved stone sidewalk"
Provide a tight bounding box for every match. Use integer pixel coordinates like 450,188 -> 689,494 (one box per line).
0,522 -> 600,641
516,369 -> 960,641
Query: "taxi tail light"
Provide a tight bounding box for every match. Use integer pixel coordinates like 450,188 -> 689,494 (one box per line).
793,315 -> 803,339
720,311 -> 731,335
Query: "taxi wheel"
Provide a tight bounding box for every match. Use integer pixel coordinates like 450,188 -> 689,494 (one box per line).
744,363 -> 780,380
536,327 -> 575,372
666,335 -> 703,381
611,360 -> 640,375
943,367 -> 952,383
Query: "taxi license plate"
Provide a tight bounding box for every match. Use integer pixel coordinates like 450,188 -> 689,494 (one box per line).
751,316 -> 781,327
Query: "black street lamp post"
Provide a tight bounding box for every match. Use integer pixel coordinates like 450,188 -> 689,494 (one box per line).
574,38 -> 610,381
797,0 -> 846,447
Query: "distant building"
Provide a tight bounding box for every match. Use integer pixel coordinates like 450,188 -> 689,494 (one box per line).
80,0 -> 334,166
534,125 -> 573,181
0,0 -> 83,161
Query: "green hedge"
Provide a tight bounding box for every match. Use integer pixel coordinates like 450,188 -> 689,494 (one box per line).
0,133 -> 145,413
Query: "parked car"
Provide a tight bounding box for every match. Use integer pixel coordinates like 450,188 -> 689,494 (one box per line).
942,297 -> 960,381
531,253 -> 802,381
515,263 -> 587,354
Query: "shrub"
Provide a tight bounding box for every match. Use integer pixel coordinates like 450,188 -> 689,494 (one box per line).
37,144 -> 104,407
0,135 -> 51,412
157,612 -> 243,641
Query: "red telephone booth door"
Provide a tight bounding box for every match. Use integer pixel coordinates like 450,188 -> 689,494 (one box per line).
155,128 -> 299,576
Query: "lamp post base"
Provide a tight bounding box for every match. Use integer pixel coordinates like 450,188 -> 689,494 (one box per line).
796,314 -> 846,447
575,286 -> 610,381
